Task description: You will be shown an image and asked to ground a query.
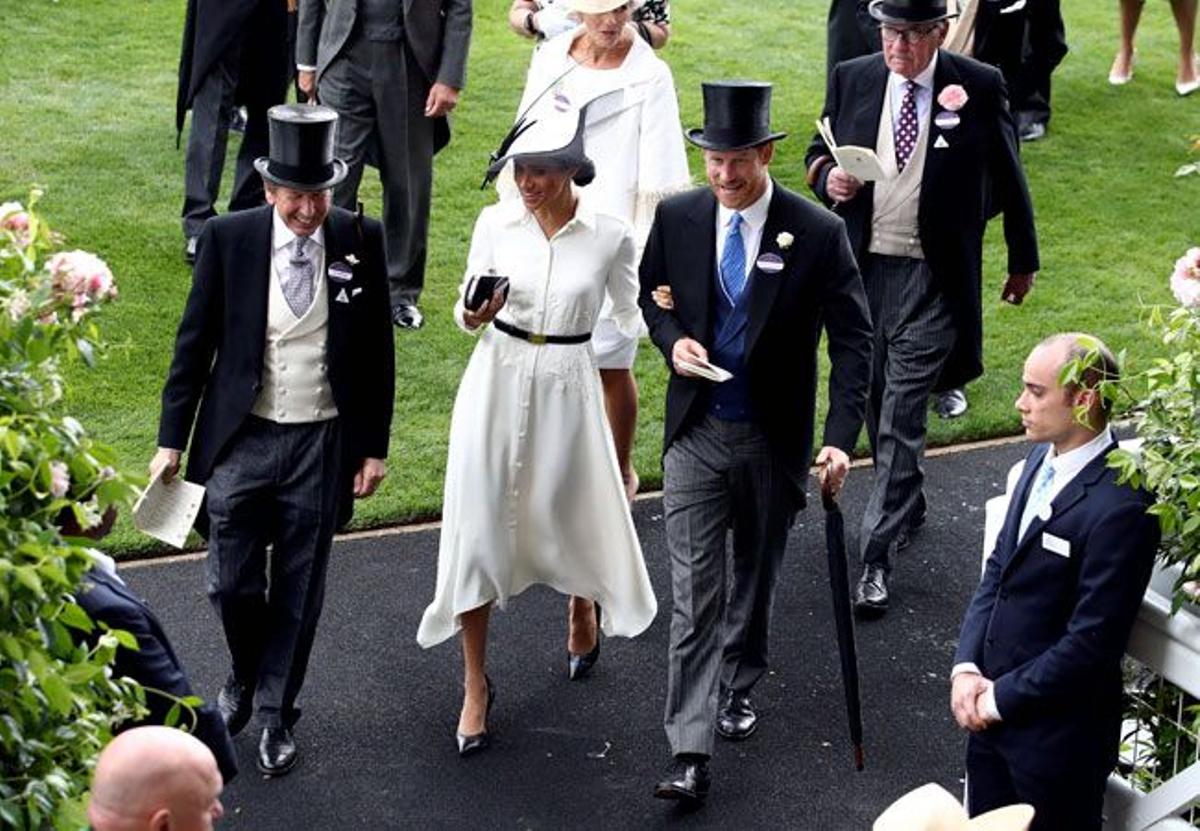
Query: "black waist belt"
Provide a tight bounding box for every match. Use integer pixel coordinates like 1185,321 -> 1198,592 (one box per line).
493,318 -> 591,345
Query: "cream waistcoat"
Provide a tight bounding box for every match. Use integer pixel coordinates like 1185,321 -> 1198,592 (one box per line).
251,258 -> 338,423
869,79 -> 929,260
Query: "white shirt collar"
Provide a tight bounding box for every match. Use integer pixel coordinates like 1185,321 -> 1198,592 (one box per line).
272,209 -> 325,252
717,177 -> 773,233
888,50 -> 939,94
1044,426 -> 1115,483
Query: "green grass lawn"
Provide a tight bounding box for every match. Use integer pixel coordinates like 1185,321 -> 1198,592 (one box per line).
1,0 -> 1196,555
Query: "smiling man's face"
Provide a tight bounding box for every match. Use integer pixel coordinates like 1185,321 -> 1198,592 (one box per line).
703,143 -> 773,211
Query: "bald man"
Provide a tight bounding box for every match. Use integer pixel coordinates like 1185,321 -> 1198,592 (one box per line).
88,727 -> 224,831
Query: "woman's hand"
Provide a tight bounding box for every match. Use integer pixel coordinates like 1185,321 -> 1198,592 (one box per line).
462,289 -> 508,330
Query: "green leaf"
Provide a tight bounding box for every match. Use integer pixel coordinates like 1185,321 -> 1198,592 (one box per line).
57,603 -> 93,634
12,565 -> 43,595
60,664 -> 102,685
164,701 -> 182,727
40,672 -> 72,717
108,628 -> 139,652
74,339 -> 94,368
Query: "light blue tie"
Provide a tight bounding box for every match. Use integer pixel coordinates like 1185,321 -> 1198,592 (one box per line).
720,212 -> 746,302
1018,460 -> 1056,540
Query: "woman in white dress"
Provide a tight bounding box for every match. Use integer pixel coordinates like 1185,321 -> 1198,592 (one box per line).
504,0 -> 691,505
416,106 -> 657,756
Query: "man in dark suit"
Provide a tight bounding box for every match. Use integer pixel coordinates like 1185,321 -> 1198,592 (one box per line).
152,104 -> 395,777
642,82 -> 873,804
827,0 -> 882,74
76,561 -> 238,784
805,0 -> 1040,617
296,0 -> 472,330
952,333 -> 1159,830
176,0 -> 291,264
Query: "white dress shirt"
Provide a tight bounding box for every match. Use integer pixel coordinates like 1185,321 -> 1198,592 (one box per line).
887,53 -> 938,137
714,178 -> 774,287
271,211 -> 326,297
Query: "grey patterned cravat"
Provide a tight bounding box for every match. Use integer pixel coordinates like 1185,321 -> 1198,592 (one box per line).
284,235 -> 315,318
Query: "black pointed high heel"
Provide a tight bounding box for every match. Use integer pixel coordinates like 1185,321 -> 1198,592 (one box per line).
567,603 -> 602,681
456,674 -> 495,757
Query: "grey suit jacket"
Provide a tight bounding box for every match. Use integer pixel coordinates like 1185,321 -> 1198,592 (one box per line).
297,0 -> 471,89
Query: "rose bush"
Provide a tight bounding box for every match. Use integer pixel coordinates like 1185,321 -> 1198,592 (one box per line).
0,190 -> 144,829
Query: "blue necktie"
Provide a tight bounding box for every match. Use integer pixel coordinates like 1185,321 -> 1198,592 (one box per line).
720,212 -> 746,302
1018,460 -> 1056,539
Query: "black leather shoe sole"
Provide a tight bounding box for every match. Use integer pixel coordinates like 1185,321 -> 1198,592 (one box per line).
653,782 -> 707,803
853,597 -> 888,619
256,752 -> 298,778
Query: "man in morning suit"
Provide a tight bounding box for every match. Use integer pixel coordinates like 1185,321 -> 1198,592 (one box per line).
641,81 -> 873,804
152,104 -> 395,777
76,557 -> 238,784
951,333 -> 1159,830
176,0 -> 291,264
805,0 -> 1040,617
296,0 -> 472,330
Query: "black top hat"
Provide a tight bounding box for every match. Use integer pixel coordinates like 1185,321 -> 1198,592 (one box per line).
685,81 -> 787,152
867,0 -> 957,25
253,104 -> 349,191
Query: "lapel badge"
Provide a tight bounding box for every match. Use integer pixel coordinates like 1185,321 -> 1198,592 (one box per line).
933,134 -> 950,149
328,262 -> 353,283
335,288 -> 350,304
756,253 -> 785,274
345,254 -> 360,265
352,286 -> 363,297
934,111 -> 960,131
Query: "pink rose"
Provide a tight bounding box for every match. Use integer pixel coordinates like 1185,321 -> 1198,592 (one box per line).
1170,246 -> 1200,309
937,84 -> 969,112
46,250 -> 116,306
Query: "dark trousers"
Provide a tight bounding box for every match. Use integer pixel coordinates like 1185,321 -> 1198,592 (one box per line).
205,416 -> 343,728
319,34 -> 436,307
859,254 -> 955,570
826,0 -> 881,75
967,733 -> 1108,831
1015,0 -> 1067,128
662,416 -> 799,757
181,42 -> 271,239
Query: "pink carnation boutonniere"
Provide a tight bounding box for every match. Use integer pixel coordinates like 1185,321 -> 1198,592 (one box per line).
1171,246 -> 1200,308
937,84 -> 969,112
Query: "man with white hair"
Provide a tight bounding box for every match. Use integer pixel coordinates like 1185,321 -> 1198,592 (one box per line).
88,726 -> 224,831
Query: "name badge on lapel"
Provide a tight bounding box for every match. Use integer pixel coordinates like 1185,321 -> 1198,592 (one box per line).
1042,533 -> 1070,558
328,262 -> 353,283
755,253 -> 784,274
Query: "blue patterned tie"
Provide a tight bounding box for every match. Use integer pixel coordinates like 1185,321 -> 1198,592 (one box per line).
1018,460 -> 1056,539
720,212 -> 746,302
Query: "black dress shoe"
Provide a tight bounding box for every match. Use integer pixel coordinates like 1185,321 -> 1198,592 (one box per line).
567,603 -> 602,681
715,692 -> 758,741
934,387 -> 968,419
653,756 -> 710,803
257,726 -> 298,777
1018,120 -> 1047,142
391,303 -> 424,329
216,675 -> 253,737
456,675 -> 495,757
853,565 -> 889,618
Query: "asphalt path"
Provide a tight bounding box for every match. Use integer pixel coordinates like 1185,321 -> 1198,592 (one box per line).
120,438 -> 1031,830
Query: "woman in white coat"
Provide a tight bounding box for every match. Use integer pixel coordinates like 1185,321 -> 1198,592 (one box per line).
417,106 -> 657,756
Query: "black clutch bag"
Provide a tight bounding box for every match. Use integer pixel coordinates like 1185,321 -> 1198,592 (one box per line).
464,274 -> 511,312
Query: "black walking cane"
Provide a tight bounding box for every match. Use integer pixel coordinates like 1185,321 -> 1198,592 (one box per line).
822,481 -> 865,771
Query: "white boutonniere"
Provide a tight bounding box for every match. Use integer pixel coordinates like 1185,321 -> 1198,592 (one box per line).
776,231 -> 794,250
345,254 -> 360,265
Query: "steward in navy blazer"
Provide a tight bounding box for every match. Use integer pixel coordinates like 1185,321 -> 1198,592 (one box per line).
804,49 -> 1039,390
638,183 -> 873,502
157,204 -> 395,532
76,567 -> 238,783
955,440 -> 1159,774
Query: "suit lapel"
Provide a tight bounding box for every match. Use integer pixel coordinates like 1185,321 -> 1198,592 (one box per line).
680,192 -> 716,342
744,184 -> 799,357
921,51 -> 961,190
850,57 -> 889,148
323,210 -> 353,367
244,207 -> 274,360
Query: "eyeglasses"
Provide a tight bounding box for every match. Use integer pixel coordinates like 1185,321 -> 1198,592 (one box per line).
880,24 -> 941,44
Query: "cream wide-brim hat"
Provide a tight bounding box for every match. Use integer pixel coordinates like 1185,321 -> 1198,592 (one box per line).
565,0 -> 642,14
873,784 -> 1035,831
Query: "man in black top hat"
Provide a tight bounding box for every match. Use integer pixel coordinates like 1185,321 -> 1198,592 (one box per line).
640,81 -> 873,804
152,103 -> 395,777
805,0 -> 1039,619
